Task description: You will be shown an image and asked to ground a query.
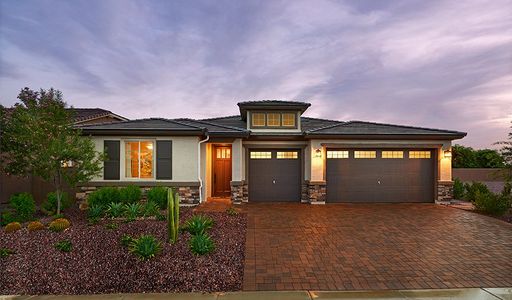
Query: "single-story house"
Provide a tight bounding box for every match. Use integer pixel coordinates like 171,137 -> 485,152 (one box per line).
77,100 -> 466,204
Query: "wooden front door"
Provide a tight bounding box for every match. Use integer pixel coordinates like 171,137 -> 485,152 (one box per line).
213,146 -> 232,197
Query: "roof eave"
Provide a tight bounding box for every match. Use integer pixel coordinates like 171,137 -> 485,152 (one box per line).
304,133 -> 467,140
80,129 -> 205,136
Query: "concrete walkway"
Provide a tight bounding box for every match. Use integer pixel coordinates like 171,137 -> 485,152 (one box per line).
2,288 -> 512,299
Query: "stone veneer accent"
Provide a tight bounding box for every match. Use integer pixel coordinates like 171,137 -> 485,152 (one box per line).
230,181 -> 248,204
305,180 -> 327,204
436,180 -> 454,204
76,185 -> 200,206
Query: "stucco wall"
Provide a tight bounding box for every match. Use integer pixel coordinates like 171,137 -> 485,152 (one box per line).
89,136 -> 199,182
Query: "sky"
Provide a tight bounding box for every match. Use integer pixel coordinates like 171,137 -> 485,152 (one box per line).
1,0 -> 511,149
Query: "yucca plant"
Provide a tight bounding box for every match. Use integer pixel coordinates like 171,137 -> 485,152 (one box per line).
143,201 -> 160,217
167,188 -> 180,244
54,240 -> 72,252
128,235 -> 162,260
106,202 -> 124,218
124,203 -> 142,221
183,215 -> 214,235
87,204 -> 104,223
189,233 -> 215,255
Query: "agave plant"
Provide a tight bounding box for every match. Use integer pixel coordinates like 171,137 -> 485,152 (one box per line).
124,203 -> 143,221
183,215 -> 214,236
106,202 -> 124,218
87,204 -> 104,222
189,233 -> 215,255
128,235 -> 162,260
143,201 -> 160,217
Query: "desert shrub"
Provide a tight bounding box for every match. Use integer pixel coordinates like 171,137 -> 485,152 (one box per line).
87,187 -> 121,208
0,247 -> 15,258
49,218 -> 71,232
119,185 -> 142,204
501,181 -> 512,197
143,201 -> 160,217
9,193 -> 36,222
105,222 -> 118,230
41,192 -> 72,215
147,187 -> 168,209
0,211 -> 15,227
128,235 -> 162,260
87,205 -> 104,223
474,190 -> 510,216
54,240 -> 72,252
226,207 -> 238,216
4,222 -> 22,233
106,202 -> 124,218
120,234 -> 135,247
453,178 -> 465,200
183,215 -> 214,235
27,221 -> 45,232
124,203 -> 143,221
464,182 -> 490,202
189,233 -> 215,255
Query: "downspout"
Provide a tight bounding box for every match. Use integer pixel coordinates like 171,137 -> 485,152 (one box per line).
198,134 -> 210,203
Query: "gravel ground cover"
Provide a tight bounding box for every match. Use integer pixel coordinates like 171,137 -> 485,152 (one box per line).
0,206 -> 247,295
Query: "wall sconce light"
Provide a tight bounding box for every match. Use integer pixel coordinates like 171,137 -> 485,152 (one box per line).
443,149 -> 452,158
315,148 -> 322,158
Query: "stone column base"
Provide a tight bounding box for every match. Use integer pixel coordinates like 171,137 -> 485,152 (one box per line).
436,181 -> 454,204
305,180 -> 327,204
230,181 -> 248,204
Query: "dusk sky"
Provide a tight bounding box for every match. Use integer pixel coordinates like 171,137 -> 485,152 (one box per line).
1,0 -> 511,149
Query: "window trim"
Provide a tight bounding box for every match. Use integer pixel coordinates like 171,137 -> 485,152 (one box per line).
381,151 -> 404,159
123,139 -> 156,180
327,150 -> 349,159
409,150 -> 431,159
354,150 -> 377,159
249,111 -> 298,129
276,151 -> 299,159
251,112 -> 266,127
250,151 -> 272,159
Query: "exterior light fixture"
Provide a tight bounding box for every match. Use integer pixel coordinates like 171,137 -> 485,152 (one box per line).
315,148 -> 322,158
443,149 -> 452,158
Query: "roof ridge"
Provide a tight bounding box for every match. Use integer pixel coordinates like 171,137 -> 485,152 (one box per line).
347,120 -> 466,134
305,121 -> 348,133
301,116 -> 345,123
200,115 -> 240,121
77,117 -> 203,130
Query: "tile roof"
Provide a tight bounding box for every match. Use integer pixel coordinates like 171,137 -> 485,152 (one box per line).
237,100 -> 311,106
78,118 -> 203,131
70,108 -> 127,123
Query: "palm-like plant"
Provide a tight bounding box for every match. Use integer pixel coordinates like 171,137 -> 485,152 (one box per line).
106,202 -> 124,218
124,203 -> 142,221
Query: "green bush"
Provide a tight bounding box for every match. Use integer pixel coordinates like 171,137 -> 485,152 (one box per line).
9,193 -> 36,222
183,215 -> 214,235
105,222 -> 119,230
189,233 -> 215,255
54,240 -> 72,252
87,205 -> 104,223
120,234 -> 135,247
474,190 -> 510,216
119,185 -> 142,204
106,202 -> 124,218
502,182 -> 512,197
147,187 -> 168,209
143,201 -> 160,217
0,247 -> 15,258
464,182 -> 490,202
156,213 -> 166,221
41,192 -> 71,215
128,235 -> 162,260
0,211 -> 15,227
87,187 -> 121,208
453,178 -> 465,200
124,203 -> 143,221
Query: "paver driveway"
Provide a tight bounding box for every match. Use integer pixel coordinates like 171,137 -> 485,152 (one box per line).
242,203 -> 512,291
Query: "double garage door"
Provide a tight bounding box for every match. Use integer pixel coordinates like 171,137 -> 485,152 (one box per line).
248,148 -> 435,203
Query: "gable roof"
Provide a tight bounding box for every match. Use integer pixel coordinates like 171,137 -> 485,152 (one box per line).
237,100 -> 311,120
71,108 -> 128,124
78,118 -> 204,136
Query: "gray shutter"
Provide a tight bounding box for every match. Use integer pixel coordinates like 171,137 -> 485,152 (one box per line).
156,141 -> 172,179
104,140 -> 120,180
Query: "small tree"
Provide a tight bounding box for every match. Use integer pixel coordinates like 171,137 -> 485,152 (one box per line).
0,88 -> 104,214
495,122 -> 512,181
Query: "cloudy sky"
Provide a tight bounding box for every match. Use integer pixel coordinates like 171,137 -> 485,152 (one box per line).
1,0 -> 511,148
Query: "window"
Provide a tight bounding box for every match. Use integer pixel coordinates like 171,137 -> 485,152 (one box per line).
354,151 -> 376,158
125,141 -> 154,179
327,150 -> 349,159
382,151 -> 404,159
216,148 -> 231,159
282,113 -> 296,127
267,113 -> 281,127
250,151 -> 272,159
251,113 -> 266,127
277,151 -> 298,159
409,151 -> 431,159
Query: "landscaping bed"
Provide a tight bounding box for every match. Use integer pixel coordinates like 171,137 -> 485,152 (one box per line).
0,206 -> 247,295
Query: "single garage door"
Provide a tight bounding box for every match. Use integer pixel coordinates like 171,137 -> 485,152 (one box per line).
249,149 -> 301,202
326,149 -> 435,203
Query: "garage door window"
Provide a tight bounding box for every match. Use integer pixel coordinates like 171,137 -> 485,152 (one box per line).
250,151 -> 272,159
327,150 -> 349,159
354,151 -> 376,158
277,151 -> 298,159
409,151 -> 431,158
382,151 -> 404,159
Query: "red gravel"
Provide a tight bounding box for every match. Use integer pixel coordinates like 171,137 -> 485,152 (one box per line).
0,206 -> 247,295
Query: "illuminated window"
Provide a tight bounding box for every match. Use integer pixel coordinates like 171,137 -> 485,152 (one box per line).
267,113 -> 281,127
409,151 -> 431,159
277,151 -> 298,159
354,151 -> 376,159
216,148 -> 231,159
125,141 -> 154,179
282,113 -> 296,127
382,151 -> 404,159
250,151 -> 272,159
327,151 -> 349,159
251,113 -> 266,127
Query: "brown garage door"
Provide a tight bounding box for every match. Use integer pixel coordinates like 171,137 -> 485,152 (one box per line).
326,149 -> 435,203
248,149 -> 301,202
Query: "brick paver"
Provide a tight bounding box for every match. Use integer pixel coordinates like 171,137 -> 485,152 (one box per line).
242,203 -> 512,291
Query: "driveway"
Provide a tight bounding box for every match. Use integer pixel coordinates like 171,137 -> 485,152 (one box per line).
242,203 -> 512,291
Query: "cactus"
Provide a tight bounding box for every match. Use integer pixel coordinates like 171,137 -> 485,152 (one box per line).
167,188 -> 180,243
49,218 -> 71,232
4,222 -> 21,233
27,221 -> 45,232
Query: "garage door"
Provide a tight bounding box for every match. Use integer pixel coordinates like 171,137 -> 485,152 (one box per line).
249,149 -> 301,202
326,149 -> 435,203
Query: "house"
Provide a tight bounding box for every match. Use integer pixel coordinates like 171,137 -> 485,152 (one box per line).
77,100 -> 466,204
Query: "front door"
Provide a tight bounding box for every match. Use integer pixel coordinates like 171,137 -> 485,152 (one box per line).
213,146 -> 232,197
